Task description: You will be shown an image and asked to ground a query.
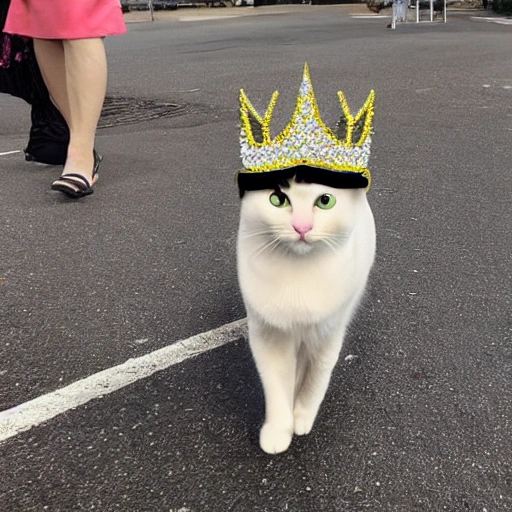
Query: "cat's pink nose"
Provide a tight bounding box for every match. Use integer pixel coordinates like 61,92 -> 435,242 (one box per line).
293,223 -> 313,239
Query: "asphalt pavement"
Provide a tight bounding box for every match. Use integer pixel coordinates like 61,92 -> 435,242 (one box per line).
0,5 -> 511,511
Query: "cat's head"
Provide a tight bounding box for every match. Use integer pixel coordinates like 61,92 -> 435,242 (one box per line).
239,178 -> 366,256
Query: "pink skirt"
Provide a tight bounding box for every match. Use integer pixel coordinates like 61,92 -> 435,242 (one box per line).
4,0 -> 127,40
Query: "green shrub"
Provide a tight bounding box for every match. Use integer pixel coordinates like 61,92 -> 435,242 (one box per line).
492,0 -> 512,13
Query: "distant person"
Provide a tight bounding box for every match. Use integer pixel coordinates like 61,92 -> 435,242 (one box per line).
4,0 -> 127,198
0,0 -> 69,165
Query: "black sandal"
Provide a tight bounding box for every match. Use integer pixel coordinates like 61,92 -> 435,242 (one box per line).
51,150 -> 102,199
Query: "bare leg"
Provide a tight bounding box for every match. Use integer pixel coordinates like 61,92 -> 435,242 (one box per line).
34,37 -> 107,187
32,40 -> 69,118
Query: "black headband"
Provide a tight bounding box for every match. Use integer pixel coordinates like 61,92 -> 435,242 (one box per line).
237,166 -> 369,198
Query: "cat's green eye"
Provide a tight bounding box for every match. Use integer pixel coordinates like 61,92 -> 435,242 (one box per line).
315,194 -> 336,210
269,192 -> 290,208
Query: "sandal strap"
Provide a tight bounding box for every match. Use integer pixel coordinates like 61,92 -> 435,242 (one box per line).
54,173 -> 91,191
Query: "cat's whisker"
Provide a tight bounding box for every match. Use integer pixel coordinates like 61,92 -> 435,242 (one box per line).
316,238 -> 338,255
314,233 -> 349,251
252,237 -> 282,258
318,237 -> 334,249
247,236 -> 275,256
240,230 -> 276,240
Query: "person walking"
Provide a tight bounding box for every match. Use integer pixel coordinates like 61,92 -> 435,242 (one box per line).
3,0 -> 126,198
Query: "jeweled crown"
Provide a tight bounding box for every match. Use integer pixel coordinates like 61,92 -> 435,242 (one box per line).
239,63 -> 375,188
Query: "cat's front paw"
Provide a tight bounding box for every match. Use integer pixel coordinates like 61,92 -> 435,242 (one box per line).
259,423 -> 293,454
293,408 -> 315,436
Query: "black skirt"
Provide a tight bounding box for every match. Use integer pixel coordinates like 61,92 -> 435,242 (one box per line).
1,0 -> 69,165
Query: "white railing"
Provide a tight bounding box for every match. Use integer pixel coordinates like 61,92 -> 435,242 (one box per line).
415,0 -> 447,22
391,0 -> 447,29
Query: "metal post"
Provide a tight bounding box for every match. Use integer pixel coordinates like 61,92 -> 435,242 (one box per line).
430,0 -> 433,21
443,0 -> 447,22
392,1 -> 397,29
416,0 -> 419,22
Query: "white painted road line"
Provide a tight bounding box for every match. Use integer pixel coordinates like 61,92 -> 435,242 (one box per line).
0,150 -> 21,156
177,9 -> 293,22
179,15 -> 244,22
471,16 -> 512,25
0,318 -> 247,444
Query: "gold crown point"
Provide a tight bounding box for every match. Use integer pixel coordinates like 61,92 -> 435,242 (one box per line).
238,64 -> 374,184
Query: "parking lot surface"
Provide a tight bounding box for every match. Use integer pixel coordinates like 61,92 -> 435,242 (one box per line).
1,6 -> 511,511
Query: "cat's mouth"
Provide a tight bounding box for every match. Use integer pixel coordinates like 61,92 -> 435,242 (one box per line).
288,234 -> 314,254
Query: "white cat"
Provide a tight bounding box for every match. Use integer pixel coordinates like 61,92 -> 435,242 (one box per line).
237,178 -> 376,454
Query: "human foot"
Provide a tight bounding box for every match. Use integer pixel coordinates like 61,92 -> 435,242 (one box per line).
51,150 -> 101,198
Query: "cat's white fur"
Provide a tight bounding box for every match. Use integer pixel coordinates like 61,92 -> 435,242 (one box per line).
237,179 -> 376,454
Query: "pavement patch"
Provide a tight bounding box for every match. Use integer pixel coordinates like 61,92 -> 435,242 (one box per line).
0,318 -> 247,444
99,96 -> 209,128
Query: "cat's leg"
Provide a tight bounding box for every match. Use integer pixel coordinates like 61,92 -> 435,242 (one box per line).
293,329 -> 345,436
249,320 -> 297,454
